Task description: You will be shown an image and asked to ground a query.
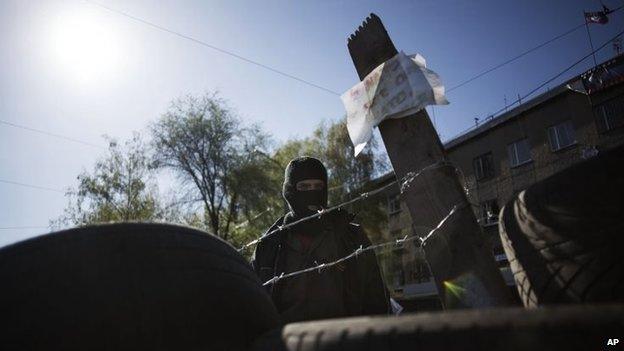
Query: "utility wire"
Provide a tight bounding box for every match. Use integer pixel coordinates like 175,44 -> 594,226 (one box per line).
1,4 -> 598,151
84,1 -> 598,98
83,0 -> 341,96
0,179 -> 65,193
448,27 -> 624,141
446,6 -> 622,92
447,23 -> 587,92
490,27 -> 624,118
0,119 -> 105,149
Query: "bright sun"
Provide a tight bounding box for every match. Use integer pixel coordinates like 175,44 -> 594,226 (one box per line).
47,9 -> 122,83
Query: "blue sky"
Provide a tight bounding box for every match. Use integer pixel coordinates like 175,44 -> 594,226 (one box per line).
1,0 -> 621,246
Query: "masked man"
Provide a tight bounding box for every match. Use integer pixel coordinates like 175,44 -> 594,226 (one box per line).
251,156 -> 389,323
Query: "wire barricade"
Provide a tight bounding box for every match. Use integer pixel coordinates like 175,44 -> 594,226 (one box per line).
238,160 -> 460,252
262,203 -> 463,286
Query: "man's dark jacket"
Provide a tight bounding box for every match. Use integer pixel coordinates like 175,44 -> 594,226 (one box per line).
251,209 -> 389,323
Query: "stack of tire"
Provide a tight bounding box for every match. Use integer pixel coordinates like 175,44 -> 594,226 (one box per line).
0,223 -> 279,351
1,145 -> 623,351
499,143 -> 624,306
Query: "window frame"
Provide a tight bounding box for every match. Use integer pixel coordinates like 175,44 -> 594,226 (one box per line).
392,247 -> 406,288
547,120 -> 577,152
479,199 -> 500,227
472,152 -> 494,181
507,138 -> 532,168
387,194 -> 402,215
411,261 -> 432,284
594,94 -> 624,133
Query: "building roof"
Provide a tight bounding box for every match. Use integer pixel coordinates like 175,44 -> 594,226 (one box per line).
443,53 -> 624,150
443,84 -> 572,150
370,53 -> 624,188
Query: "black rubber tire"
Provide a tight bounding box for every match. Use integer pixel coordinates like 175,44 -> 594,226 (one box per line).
0,223 -> 279,351
498,144 -> 624,307
252,304 -> 624,351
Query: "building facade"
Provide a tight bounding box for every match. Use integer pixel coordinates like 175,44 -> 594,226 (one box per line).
376,54 -> 624,310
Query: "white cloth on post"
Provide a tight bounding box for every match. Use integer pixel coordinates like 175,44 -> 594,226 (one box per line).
341,51 -> 449,156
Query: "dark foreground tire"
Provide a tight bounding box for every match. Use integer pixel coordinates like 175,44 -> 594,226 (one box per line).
0,223 -> 279,351
499,144 -> 624,307
252,305 -> 624,351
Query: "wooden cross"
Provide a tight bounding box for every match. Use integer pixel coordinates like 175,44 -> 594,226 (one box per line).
347,14 -> 513,308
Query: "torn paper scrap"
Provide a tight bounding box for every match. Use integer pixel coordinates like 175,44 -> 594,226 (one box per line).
390,298 -> 404,315
341,51 -> 449,156
566,79 -> 588,95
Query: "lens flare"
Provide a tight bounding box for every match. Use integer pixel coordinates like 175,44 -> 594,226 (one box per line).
443,280 -> 466,299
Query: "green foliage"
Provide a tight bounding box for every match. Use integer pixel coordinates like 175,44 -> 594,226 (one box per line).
51,133 -> 163,229
235,118 -> 390,252
53,93 -> 390,255
313,119 -> 390,241
150,92 -> 275,242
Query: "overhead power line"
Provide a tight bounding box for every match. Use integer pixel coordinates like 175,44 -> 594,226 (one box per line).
86,1 -> 607,97
491,28 -> 624,118
1,3 -> 607,152
0,119 -> 105,149
447,6 -> 622,92
84,0 -> 342,96
450,27 -> 624,140
0,179 -> 65,193
446,23 -> 586,92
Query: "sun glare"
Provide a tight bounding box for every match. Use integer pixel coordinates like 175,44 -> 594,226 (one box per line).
47,9 -> 122,84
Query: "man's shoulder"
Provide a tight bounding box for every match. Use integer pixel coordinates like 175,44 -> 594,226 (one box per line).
256,216 -> 285,250
252,216 -> 285,268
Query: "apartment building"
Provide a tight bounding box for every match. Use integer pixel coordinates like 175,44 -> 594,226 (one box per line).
377,53 -> 624,310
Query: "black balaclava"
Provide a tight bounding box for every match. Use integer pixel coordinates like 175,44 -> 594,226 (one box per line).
282,156 -> 328,219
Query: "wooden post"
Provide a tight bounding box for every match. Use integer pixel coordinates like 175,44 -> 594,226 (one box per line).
347,14 -> 513,308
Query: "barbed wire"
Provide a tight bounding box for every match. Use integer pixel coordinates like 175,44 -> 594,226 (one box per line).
237,178 -> 398,252
262,203 -> 462,286
234,207 -> 273,230
238,160 -> 459,252
399,160 -> 455,193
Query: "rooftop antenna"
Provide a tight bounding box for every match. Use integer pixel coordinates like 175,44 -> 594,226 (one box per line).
474,117 -> 479,127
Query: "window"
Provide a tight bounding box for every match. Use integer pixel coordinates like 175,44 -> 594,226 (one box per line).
594,94 -> 624,133
411,262 -> 431,283
392,248 -> 405,288
472,152 -> 494,181
479,200 -> 499,226
507,138 -> 531,167
548,120 -> 576,151
387,194 -> 401,215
